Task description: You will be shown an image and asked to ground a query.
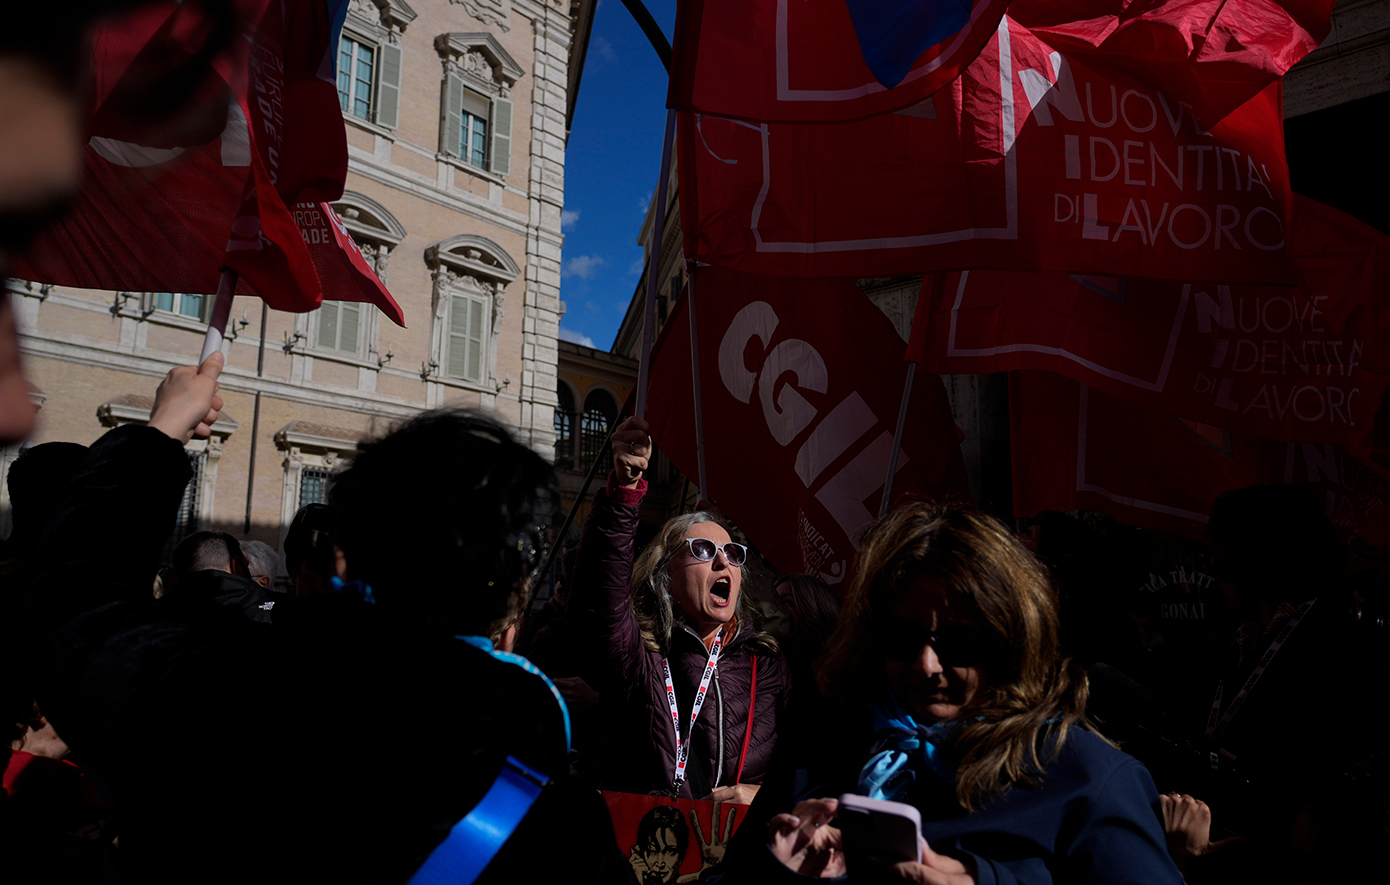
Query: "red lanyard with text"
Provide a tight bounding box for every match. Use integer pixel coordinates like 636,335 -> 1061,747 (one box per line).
662,630 -> 723,796
1205,597 -> 1316,755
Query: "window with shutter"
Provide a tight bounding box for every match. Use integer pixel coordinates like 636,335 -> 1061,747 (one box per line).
446,292 -> 487,383
461,89 -> 489,168
444,73 -> 464,160
315,302 -> 363,355
489,97 -> 512,177
338,36 -> 376,121
375,43 -> 402,129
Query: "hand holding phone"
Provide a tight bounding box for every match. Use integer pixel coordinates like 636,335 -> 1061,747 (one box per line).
836,794 -> 923,866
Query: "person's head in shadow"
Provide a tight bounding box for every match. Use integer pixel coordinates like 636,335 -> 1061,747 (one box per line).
283,503 -> 336,599
1206,484 -> 1345,621
240,540 -> 282,591
773,572 -> 842,652
171,530 -> 249,584
5,441 -> 88,551
329,409 -> 556,650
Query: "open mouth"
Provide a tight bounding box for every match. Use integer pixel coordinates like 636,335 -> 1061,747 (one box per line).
710,576 -> 732,605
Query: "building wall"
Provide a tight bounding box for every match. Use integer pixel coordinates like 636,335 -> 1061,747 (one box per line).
8,0 -> 590,558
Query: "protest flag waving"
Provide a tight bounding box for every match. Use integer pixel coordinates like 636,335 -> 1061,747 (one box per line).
669,0 -> 1012,122
910,196 -> 1390,464
678,15 -> 1292,283
11,0 -> 404,338
645,265 -> 969,587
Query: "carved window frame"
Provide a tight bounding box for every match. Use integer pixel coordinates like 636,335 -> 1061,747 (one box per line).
423,235 -> 520,391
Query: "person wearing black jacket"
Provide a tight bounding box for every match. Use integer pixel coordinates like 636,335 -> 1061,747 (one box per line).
11,353 -> 630,884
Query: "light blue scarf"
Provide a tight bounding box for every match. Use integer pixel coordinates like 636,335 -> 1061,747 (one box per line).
856,694 -> 959,802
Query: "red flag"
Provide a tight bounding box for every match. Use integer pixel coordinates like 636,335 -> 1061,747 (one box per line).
669,0 -> 1010,122
1010,371 -> 1390,552
646,267 -> 969,586
1012,0 -> 1336,127
12,0 -> 402,325
679,16 -> 1291,282
913,197 -> 1390,461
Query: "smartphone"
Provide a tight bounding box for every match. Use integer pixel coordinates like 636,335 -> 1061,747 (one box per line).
836,794 -> 922,867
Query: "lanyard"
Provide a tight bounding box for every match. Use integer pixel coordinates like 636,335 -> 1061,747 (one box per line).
1205,597 -> 1315,744
662,630 -> 723,795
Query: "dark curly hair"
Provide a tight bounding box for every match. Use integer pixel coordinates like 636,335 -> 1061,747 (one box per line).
329,409 -> 557,638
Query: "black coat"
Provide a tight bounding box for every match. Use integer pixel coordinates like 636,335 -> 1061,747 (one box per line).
12,425 -> 630,885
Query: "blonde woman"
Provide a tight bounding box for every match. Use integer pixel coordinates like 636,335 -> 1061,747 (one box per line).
569,416 -> 789,803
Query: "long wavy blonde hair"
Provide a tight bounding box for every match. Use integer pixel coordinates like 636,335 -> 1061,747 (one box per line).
631,511 -> 779,656
818,502 -> 1091,811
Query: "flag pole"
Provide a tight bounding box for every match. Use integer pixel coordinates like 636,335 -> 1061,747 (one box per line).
634,109 -> 677,421
879,361 -> 917,518
686,260 -> 708,502
199,268 -> 239,364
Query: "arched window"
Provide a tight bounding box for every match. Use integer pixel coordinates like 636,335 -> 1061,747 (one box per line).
554,383 -> 576,468
580,388 -> 617,470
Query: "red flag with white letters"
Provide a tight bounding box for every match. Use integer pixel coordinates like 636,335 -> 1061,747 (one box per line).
1011,371 -> 1390,552
912,197 -> 1390,464
645,267 -> 969,585
679,16 -> 1292,282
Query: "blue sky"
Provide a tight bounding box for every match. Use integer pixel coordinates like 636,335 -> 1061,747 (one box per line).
557,0 -> 676,351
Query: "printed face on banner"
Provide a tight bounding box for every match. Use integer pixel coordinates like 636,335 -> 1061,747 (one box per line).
645,268 -> 968,584
604,793 -> 747,884
681,16 -> 1290,282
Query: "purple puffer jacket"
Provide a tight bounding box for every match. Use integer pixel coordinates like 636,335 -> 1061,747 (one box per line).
569,478 -> 791,799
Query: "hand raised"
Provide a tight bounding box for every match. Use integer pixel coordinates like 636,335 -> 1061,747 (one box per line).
149,352 -> 224,444
611,415 -> 651,488
690,799 -> 738,872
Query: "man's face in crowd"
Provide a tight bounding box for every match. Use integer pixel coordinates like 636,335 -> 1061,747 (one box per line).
638,827 -> 682,885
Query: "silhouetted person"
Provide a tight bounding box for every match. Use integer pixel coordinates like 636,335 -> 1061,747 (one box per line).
165,530 -> 276,624
283,503 -> 335,598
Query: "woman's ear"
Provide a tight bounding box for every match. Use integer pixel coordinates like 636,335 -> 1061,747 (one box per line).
499,622 -> 519,653
333,545 -> 349,579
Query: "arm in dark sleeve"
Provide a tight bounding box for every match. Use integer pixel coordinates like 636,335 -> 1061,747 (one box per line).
567,473 -> 649,697
25,424 -> 190,621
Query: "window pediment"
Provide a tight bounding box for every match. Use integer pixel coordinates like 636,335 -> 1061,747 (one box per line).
424,234 -> 520,283
435,32 -> 524,94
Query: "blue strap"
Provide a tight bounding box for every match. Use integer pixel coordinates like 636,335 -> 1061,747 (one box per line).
455,634 -> 572,755
407,756 -> 548,885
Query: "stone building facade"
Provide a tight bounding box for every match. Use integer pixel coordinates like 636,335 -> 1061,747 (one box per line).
5,0 -> 597,559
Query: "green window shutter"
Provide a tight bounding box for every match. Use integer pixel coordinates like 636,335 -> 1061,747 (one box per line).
340,302 -> 362,354
489,97 -> 512,177
444,73 -> 464,158
375,43 -> 402,130
466,296 -> 485,381
447,294 -> 471,379
318,303 -> 339,349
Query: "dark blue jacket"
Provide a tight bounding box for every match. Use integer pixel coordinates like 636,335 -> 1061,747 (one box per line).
719,702 -> 1182,885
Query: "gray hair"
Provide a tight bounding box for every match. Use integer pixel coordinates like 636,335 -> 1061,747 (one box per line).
630,511 -> 778,656
241,540 -> 282,581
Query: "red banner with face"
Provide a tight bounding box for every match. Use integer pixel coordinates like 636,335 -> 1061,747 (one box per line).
646,266 -> 969,586
1011,371 -> 1390,554
913,198 -> 1390,462
603,792 -> 749,885
679,16 -> 1291,283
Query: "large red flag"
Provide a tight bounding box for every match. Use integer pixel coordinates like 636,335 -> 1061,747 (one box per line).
679,16 -> 1291,282
669,0 -> 1011,122
912,197 -> 1390,460
646,267 -> 969,586
1012,0 -> 1336,127
12,0 -> 403,325
1010,371 -> 1390,553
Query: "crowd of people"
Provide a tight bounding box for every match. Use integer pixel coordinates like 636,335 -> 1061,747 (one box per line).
1,5 -> 1386,883
4,381 -> 1385,882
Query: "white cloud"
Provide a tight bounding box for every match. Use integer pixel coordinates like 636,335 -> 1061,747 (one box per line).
562,254 -> 606,279
558,326 -> 597,348
637,190 -> 653,215
594,36 -> 618,63
628,257 -> 645,276
560,208 -> 580,231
